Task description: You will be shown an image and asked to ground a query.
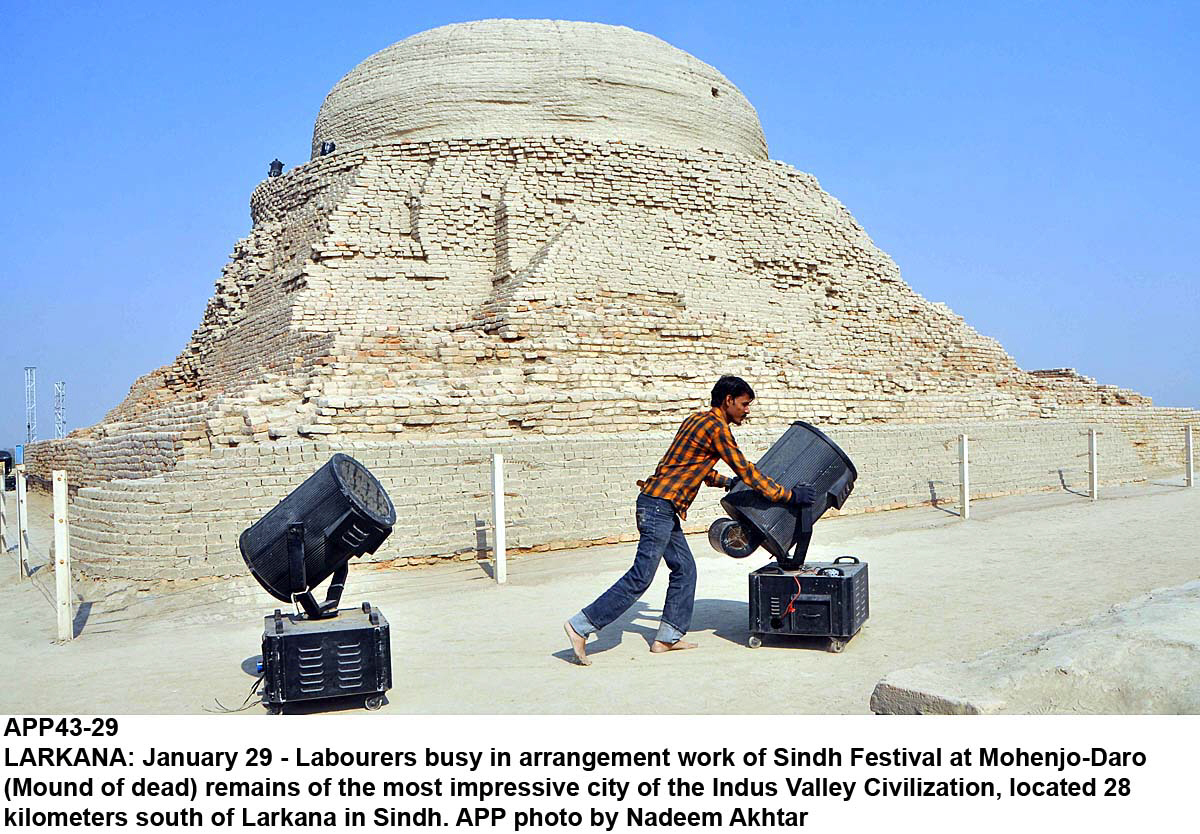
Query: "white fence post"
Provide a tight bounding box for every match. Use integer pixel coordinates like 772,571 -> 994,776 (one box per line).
958,433 -> 970,521
0,477 -> 8,553
53,470 -> 73,641
15,464 -> 29,578
491,453 -> 507,585
1186,426 -> 1194,489
1088,429 -> 1099,501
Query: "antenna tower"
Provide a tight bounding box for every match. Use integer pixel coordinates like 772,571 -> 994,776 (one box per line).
55,381 -> 66,439
24,367 -> 37,443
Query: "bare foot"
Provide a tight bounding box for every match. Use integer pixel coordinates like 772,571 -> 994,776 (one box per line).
564,622 -> 591,666
650,640 -> 698,653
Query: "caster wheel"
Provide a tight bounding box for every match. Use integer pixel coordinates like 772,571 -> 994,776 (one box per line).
828,639 -> 846,653
365,694 -> 385,711
265,705 -> 282,715
748,635 -> 763,649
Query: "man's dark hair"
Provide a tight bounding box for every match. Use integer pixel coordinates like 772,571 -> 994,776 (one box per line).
711,375 -> 755,407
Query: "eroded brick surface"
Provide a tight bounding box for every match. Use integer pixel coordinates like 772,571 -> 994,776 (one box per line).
26,21 -> 1198,578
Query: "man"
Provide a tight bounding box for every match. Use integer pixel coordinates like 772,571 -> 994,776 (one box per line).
564,375 -> 813,665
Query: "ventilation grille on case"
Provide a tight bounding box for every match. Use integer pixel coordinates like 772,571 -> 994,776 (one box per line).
298,645 -> 324,693
336,640 -> 365,689
853,575 -> 869,626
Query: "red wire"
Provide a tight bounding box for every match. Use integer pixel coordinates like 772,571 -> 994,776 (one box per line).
780,575 -> 803,618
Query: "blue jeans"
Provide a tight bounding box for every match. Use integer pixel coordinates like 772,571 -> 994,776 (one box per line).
571,494 -> 697,644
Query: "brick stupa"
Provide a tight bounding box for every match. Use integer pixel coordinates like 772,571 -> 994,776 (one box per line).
30,21 -> 1197,579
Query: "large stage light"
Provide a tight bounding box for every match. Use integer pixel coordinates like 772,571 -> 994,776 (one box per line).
241,453 -> 397,713
239,453 -> 396,619
709,421 -> 857,569
707,422 -> 867,652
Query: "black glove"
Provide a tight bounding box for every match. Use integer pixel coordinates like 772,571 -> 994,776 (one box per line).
725,476 -> 742,492
788,484 -> 815,506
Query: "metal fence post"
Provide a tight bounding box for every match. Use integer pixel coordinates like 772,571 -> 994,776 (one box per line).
53,470 -> 73,641
0,477 -> 8,553
1186,426 -> 1194,489
1185,424 -> 1195,489
491,453 -> 507,585
1088,429 -> 1099,501
15,464 -> 29,578
958,434 -> 970,521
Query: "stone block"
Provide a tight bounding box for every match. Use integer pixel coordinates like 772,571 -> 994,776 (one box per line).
870,582 -> 1200,714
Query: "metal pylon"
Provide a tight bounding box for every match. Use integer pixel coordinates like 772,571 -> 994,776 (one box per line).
54,381 -> 66,439
24,367 -> 37,443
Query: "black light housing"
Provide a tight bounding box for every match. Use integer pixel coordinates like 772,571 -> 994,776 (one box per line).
709,421 -> 857,568
239,453 -> 396,619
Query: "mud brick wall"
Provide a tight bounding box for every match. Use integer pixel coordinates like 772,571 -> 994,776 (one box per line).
66,418 -> 1183,581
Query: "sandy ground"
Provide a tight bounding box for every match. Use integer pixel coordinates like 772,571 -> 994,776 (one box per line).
2,479 -> 1197,714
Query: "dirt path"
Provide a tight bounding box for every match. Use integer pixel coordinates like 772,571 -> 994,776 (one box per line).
3,480 -> 1197,714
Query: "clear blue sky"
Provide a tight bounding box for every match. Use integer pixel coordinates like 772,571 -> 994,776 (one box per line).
1,0 -> 1196,450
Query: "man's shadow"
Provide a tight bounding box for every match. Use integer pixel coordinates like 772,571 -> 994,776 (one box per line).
552,598 -> 753,663
694,597 -> 754,646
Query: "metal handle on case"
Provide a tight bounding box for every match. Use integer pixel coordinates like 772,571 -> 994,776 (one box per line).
833,556 -> 859,564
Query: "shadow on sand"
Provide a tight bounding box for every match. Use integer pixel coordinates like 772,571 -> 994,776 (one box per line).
552,595 -> 839,662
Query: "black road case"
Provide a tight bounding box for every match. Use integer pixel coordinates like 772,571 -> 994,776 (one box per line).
748,557 -> 868,652
261,602 -> 392,712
